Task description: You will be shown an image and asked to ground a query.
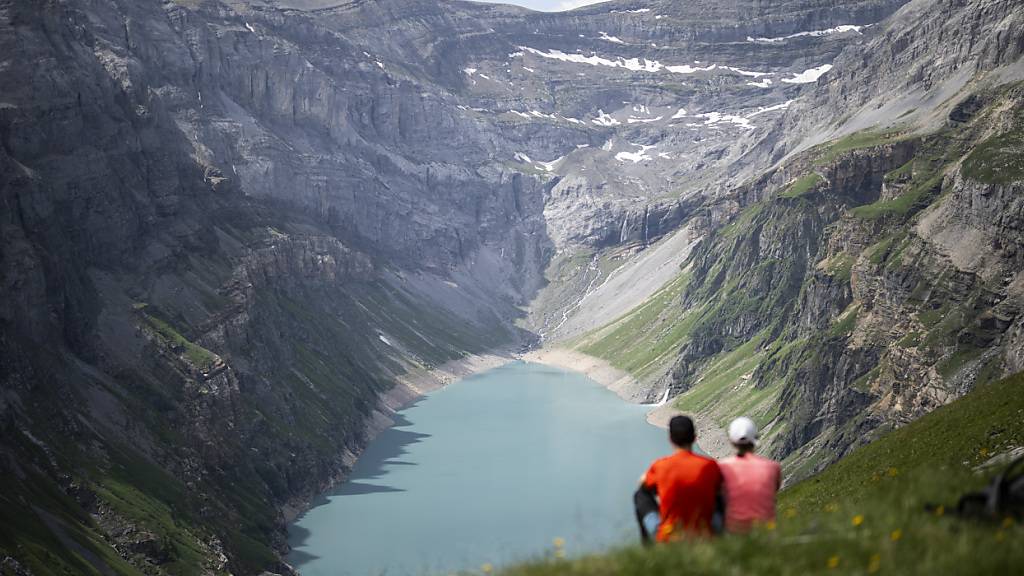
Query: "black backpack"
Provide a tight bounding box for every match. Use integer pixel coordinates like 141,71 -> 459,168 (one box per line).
954,453 -> 1024,520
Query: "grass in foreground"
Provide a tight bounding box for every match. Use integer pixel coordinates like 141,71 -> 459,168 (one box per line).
502,372 -> 1024,576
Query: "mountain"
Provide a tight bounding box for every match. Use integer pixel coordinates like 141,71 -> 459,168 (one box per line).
1,0 -> 1021,574
565,0 -> 1024,478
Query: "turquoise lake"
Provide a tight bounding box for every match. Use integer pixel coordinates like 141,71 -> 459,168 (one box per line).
287,361 -> 673,576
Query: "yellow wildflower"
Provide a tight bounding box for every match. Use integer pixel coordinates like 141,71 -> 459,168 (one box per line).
852,514 -> 865,527
481,563 -> 493,574
890,529 -> 903,541
1001,517 -> 1015,529
934,505 -> 945,517
553,537 -> 565,548
980,447 -> 989,457
868,554 -> 881,574
887,467 -> 899,477
827,555 -> 840,569
784,508 -> 797,519
824,502 -> 839,513
765,520 -> 777,531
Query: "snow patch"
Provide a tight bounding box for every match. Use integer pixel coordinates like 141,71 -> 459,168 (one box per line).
721,66 -> 770,77
671,107 -> 688,119
615,143 -> 656,163
463,67 -> 477,76
746,99 -> 794,118
627,116 -> 663,124
782,64 -> 833,84
378,334 -> 393,347
244,22 -> 256,34
697,111 -> 754,130
592,109 -> 621,126
747,78 -> 773,88
598,31 -> 626,44
748,25 -> 864,43
521,46 -> 716,75
536,155 -> 565,172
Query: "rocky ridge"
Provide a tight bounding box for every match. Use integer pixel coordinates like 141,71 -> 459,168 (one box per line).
565,0 -> 1024,480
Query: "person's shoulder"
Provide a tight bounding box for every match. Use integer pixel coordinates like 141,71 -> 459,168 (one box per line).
752,454 -> 782,474
753,453 -> 781,467
650,453 -> 674,469
694,452 -> 721,470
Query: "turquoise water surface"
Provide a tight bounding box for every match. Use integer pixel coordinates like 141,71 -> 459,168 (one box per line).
287,361 -> 672,576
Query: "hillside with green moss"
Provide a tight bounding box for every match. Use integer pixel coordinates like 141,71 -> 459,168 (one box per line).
505,371 -> 1024,576
569,80 -> 1024,478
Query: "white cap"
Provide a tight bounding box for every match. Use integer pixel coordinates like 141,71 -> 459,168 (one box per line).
728,417 -> 759,446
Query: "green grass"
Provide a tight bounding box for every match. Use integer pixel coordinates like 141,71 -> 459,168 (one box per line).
822,253 -> 855,284
504,372 -> 1024,576
850,172 -> 945,220
140,312 -> 218,371
962,126 -> 1024,184
718,202 -> 765,239
884,159 -> 915,182
778,173 -> 823,198
814,130 -> 906,165
866,236 -> 897,265
829,305 -> 860,337
937,345 -> 985,379
672,331 -> 786,430
577,273 -> 699,379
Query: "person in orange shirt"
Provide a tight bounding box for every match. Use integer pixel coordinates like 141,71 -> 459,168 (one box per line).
634,415 -> 723,543
718,417 -> 782,533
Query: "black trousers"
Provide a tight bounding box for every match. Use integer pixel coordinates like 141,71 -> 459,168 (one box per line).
634,487 -> 659,545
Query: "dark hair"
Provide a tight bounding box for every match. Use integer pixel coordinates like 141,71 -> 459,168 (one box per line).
669,415 -> 696,447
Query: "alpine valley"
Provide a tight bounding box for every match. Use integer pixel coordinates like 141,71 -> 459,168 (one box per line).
1,0 -> 1023,574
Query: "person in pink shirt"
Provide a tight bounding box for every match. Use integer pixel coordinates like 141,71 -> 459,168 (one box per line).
718,417 -> 782,533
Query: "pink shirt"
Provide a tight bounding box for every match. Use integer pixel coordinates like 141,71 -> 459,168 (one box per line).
719,453 -> 782,532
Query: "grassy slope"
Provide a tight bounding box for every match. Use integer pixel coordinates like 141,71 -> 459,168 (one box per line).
574,272 -> 696,379
504,371 -> 1024,576
0,276 -> 512,575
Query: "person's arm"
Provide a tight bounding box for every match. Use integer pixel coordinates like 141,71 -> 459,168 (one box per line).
635,465 -> 661,545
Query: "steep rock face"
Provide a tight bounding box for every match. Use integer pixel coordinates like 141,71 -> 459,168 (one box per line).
564,0 -> 1024,480
0,1 -> 534,574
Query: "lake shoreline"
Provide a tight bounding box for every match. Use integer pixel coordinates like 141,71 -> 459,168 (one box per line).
287,361 -> 676,575
281,350 -> 517,526
523,348 -> 731,459
283,345 -> 729,541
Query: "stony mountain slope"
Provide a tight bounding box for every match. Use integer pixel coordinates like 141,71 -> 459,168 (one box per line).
565,0 -> 1024,479
2,0 -> 1020,574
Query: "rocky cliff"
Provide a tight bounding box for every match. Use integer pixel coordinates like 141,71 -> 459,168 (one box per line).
567,0 -> 1024,479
